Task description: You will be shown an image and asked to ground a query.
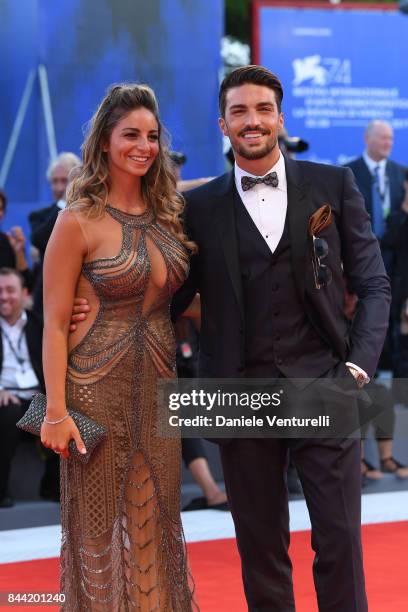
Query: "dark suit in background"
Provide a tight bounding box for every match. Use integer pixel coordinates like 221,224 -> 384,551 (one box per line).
345,156 -> 406,277
29,203 -> 60,316
346,157 -> 405,366
172,157 -> 390,611
0,233 -> 17,268
345,156 -> 405,221
383,208 -> 408,378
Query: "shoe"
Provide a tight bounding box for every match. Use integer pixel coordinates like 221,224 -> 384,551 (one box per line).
361,459 -> 383,480
0,496 -> 14,508
182,496 -> 229,512
380,457 -> 408,479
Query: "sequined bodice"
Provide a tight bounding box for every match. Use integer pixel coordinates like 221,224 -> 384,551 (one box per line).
68,206 -> 189,378
82,206 -> 188,306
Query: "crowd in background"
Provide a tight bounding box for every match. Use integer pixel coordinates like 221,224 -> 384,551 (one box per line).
1,118 -> 408,509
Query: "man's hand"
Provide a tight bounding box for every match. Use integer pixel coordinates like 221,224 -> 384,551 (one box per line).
0,390 -> 22,407
70,297 -> 91,332
347,366 -> 369,388
181,293 -> 201,330
7,226 -> 26,253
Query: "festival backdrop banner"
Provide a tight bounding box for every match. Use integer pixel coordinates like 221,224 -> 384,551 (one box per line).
253,2 -> 408,165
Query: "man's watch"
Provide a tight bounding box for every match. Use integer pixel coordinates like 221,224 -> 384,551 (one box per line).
347,367 -> 369,388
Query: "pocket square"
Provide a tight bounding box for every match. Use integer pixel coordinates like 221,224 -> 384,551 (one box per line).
308,204 -> 333,236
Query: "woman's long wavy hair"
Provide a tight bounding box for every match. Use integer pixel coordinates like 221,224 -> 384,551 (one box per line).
66,83 -> 196,252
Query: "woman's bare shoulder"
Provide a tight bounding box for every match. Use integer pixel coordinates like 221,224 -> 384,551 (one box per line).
49,209 -> 92,255
57,207 -> 108,234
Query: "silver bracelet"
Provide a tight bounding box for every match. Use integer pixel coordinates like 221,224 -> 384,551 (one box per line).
44,414 -> 70,425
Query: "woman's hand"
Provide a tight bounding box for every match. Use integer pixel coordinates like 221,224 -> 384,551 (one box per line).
41,416 -> 87,459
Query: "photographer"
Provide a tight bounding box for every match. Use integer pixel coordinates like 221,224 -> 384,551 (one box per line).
0,189 -> 32,290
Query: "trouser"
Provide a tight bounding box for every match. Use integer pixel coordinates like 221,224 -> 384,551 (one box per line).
182,438 -> 207,468
0,399 -> 30,499
219,362 -> 367,611
0,398 -> 60,500
220,436 -> 367,612
360,379 -> 395,439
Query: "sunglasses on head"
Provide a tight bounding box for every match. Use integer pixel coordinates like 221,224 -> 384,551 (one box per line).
312,235 -> 332,289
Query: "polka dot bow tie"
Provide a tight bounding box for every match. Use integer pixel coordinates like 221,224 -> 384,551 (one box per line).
241,171 -> 279,192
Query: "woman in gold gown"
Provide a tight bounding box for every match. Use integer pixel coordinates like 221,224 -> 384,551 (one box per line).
40,84 -> 196,610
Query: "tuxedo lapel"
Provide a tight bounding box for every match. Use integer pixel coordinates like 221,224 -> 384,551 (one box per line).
285,157 -> 315,302
215,172 -> 244,320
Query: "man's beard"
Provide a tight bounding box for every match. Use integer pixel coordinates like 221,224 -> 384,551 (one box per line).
235,136 -> 278,161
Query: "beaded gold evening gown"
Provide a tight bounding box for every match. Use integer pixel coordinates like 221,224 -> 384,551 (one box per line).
61,206 -> 194,610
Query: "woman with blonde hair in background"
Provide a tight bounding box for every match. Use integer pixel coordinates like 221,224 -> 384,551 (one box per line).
40,83 -> 196,610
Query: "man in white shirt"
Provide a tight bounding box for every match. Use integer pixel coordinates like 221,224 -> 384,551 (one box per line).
0,268 -> 44,507
346,120 -> 406,248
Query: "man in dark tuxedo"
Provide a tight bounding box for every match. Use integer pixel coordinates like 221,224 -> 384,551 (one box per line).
28,152 -> 81,316
171,66 -> 390,611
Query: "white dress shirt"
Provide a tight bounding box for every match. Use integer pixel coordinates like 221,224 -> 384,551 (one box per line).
0,311 -> 40,399
235,154 -> 287,253
234,154 -> 369,382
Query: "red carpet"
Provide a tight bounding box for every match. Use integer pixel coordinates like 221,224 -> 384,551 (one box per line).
0,522 -> 407,611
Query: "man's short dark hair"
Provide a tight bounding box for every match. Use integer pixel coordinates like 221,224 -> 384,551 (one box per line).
0,267 -> 24,287
219,65 -> 284,117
